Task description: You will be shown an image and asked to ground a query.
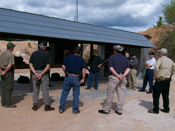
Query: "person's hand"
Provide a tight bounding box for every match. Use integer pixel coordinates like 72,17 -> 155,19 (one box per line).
35,73 -> 42,80
0,71 -> 6,76
80,79 -> 85,84
118,75 -> 125,81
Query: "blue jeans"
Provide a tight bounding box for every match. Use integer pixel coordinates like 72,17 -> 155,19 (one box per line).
87,72 -> 99,89
142,69 -> 154,92
59,76 -> 80,111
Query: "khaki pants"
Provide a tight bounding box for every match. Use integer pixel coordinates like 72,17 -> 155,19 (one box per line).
128,69 -> 137,88
32,70 -> 50,106
103,75 -> 127,113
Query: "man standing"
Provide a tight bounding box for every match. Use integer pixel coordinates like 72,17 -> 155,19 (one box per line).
29,40 -> 55,111
128,54 -> 138,90
139,51 -> 156,93
98,45 -> 130,115
148,48 -> 175,114
59,47 -> 86,114
0,42 -> 16,108
86,49 -> 102,90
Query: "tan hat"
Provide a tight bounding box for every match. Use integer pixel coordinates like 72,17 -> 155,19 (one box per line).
158,48 -> 167,54
113,45 -> 124,51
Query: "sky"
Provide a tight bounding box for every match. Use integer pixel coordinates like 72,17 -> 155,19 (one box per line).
0,0 -> 170,33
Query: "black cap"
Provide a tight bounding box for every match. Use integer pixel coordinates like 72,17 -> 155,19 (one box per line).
40,40 -> 47,46
148,51 -> 155,55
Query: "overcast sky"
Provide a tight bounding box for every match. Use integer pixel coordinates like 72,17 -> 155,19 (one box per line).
0,0 -> 170,32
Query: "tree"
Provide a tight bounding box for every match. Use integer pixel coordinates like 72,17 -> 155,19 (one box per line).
163,0 -> 175,24
154,16 -> 164,27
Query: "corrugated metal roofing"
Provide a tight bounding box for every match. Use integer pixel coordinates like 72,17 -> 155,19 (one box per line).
0,8 -> 154,48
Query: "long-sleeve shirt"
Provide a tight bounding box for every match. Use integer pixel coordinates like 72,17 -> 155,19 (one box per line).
129,58 -> 138,69
154,56 -> 175,79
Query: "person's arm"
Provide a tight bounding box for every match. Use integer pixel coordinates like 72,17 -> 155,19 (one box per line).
0,64 -> 13,76
62,65 -> 66,73
129,59 -> 138,67
153,59 -> 161,79
80,68 -> 86,84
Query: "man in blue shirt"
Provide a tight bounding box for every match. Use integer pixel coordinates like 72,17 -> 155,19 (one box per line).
59,47 -> 86,114
98,45 -> 130,115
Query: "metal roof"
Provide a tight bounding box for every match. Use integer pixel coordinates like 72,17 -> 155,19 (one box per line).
0,8 -> 154,48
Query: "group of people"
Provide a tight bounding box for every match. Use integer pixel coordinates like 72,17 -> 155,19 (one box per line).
0,41 -> 175,115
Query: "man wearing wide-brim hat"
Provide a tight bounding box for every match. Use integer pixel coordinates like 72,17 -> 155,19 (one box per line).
0,42 -> 16,108
98,45 -> 130,115
148,48 -> 175,114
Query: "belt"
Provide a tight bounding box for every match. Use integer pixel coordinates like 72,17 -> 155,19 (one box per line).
146,69 -> 153,70
67,74 -> 79,77
130,67 -> 136,69
117,72 -> 124,75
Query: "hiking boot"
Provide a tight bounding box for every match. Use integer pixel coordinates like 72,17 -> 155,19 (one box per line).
45,105 -> 55,111
32,105 -> 37,111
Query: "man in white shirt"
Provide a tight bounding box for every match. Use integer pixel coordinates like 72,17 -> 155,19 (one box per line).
139,51 -> 156,94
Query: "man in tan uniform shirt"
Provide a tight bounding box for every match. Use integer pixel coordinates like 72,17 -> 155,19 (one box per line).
148,48 -> 175,114
0,42 -> 16,108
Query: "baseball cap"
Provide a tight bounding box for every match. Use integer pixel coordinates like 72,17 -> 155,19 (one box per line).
40,40 -> 47,46
93,49 -> 98,53
148,51 -> 155,55
113,45 -> 124,51
7,42 -> 16,49
158,48 -> 168,54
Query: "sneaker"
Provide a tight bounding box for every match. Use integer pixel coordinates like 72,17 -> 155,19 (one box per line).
5,104 -> 17,108
85,87 -> 91,90
115,110 -> 122,115
160,109 -> 169,113
72,110 -> 80,114
45,105 -> 55,111
98,110 -> 109,114
148,109 -> 159,114
59,108 -> 65,113
32,105 -> 37,111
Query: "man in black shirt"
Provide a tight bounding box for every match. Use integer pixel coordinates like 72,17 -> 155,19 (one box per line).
86,49 -> 102,90
29,40 -> 55,111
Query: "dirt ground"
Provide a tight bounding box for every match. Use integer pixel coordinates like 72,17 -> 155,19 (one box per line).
0,76 -> 175,131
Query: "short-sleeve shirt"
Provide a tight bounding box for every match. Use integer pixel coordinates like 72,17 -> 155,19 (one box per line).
63,54 -> 86,75
0,50 -> 15,69
108,53 -> 130,73
29,49 -> 51,70
146,57 -> 156,69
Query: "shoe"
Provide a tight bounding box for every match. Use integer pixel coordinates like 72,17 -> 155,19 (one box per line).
45,105 -> 55,111
138,89 -> 145,92
94,88 -> 98,90
148,109 -> 159,114
85,87 -> 91,90
5,104 -> 17,108
72,110 -> 80,114
127,87 -> 132,89
115,110 -> 122,115
59,108 -> 65,113
147,91 -> 152,94
132,88 -> 137,90
49,84 -> 53,87
1,104 -> 5,107
98,110 -> 109,114
32,105 -> 37,111
160,109 -> 169,113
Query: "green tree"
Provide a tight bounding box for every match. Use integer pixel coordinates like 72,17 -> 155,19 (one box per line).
154,16 -> 164,27
163,0 -> 175,24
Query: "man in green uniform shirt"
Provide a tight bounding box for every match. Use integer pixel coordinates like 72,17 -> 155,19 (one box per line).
0,42 -> 16,108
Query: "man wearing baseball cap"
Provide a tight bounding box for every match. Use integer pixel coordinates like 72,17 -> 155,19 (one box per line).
0,42 -> 16,108
98,45 -> 130,115
29,40 -> 55,111
148,48 -> 175,114
139,51 -> 156,93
